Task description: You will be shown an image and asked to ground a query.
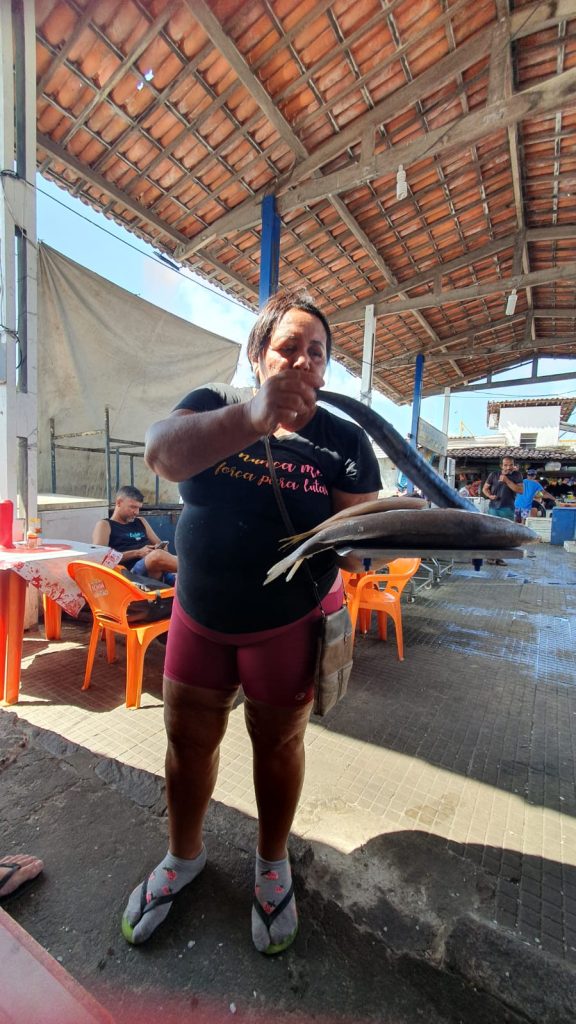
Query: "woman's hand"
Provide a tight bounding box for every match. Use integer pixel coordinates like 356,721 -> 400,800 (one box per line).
248,368 -> 325,435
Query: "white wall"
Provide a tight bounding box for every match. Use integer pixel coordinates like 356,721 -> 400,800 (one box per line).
38,500 -> 109,544
498,406 -> 560,447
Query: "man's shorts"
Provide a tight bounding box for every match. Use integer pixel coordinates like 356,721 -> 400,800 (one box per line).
130,557 -> 175,586
488,507 -> 514,520
164,578 -> 344,708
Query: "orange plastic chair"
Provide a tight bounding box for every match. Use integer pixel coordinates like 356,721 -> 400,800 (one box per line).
343,558 -> 421,660
67,561 -> 174,709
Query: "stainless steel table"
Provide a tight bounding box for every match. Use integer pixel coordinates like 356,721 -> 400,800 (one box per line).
335,546 -> 531,573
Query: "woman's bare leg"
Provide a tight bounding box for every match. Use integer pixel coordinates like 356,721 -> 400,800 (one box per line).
244,698 -> 312,953
164,678 -> 239,857
122,678 -> 238,944
243,698 -> 312,859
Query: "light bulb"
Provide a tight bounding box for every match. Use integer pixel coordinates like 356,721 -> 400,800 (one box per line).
505,289 -> 518,316
396,164 -> 408,201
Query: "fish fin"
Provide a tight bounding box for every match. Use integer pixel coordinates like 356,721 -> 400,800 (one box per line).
279,529 -> 313,549
285,558 -> 304,582
264,551 -> 302,584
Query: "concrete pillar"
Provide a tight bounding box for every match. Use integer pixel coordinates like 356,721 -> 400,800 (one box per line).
360,304 -> 375,406
0,0 -> 38,528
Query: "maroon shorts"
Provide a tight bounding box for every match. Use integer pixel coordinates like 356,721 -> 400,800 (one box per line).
164,578 -> 344,708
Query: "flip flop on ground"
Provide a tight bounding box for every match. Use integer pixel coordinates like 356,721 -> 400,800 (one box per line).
0,854 -> 44,903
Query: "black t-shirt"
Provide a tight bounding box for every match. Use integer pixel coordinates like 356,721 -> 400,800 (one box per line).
106,517 -> 148,570
173,384 -> 382,632
485,469 -> 523,510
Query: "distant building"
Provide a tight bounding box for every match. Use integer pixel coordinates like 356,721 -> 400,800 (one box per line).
447,398 -> 576,479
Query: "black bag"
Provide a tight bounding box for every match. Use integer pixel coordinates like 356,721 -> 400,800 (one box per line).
123,570 -> 174,624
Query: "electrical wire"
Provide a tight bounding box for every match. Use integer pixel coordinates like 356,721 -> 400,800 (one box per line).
33,179 -> 255,315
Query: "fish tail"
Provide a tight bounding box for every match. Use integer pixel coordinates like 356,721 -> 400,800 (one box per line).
264,551 -> 302,583
286,558 -> 304,582
279,528 -> 313,549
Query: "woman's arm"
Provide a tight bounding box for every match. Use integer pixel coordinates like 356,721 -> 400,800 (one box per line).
331,489 -> 380,514
145,406 -> 260,482
145,369 -> 324,482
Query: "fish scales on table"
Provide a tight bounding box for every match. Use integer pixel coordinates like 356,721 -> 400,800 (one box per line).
266,509 -> 538,583
318,390 -> 477,512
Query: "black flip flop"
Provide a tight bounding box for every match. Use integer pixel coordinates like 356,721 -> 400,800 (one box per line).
0,860 -> 43,905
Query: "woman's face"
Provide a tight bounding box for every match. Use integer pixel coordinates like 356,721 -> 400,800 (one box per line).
255,308 -> 328,383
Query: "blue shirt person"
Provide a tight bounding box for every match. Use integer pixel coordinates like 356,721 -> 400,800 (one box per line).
514,470 -> 555,517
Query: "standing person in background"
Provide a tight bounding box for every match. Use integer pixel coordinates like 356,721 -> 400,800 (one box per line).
457,473 -> 470,496
514,469 -> 556,521
482,456 -> 523,520
121,290 -> 381,955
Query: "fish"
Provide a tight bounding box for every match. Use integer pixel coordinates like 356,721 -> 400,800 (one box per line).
266,508 -> 538,583
281,495 -> 428,548
318,390 -> 477,512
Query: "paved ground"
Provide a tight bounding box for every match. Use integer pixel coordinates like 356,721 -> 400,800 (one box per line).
2,541 -> 576,1022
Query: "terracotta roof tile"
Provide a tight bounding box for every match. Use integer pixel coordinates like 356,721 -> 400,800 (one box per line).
34,0 -> 576,402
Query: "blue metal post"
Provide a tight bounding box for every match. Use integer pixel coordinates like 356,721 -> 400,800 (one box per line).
259,195 -> 281,307
406,353 -> 425,495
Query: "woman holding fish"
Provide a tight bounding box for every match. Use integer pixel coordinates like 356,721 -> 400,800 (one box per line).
121,290 -> 381,954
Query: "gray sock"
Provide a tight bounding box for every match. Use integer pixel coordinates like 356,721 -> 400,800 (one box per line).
252,852 -> 298,954
122,847 -> 206,944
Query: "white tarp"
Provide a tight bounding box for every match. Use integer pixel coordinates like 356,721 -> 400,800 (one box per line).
37,243 -> 240,503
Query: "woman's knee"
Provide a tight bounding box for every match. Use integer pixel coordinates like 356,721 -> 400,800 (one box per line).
244,698 -> 312,753
164,677 -> 238,752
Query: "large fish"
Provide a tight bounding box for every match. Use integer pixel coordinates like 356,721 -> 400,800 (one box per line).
318,390 -> 477,512
281,495 -> 429,548
266,508 -> 538,583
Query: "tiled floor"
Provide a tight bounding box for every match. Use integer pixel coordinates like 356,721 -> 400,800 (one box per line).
4,542 -> 576,961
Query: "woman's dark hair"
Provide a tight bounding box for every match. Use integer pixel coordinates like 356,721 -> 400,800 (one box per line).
246,290 -> 332,365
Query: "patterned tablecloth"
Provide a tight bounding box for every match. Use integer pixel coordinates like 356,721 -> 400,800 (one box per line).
0,542 -> 122,616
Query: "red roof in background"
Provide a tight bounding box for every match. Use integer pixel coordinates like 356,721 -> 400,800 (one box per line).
486,398 -> 576,426
448,446 -> 576,463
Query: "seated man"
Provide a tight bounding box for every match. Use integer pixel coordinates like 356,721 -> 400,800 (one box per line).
93,485 -> 178,584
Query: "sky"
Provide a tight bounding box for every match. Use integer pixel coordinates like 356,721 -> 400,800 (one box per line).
35,176 -> 576,440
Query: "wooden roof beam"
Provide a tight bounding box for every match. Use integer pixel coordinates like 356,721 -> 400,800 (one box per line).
280,66 -> 576,213
426,368 -> 576,397
321,226 -> 576,318
35,0 -> 100,98
176,59 -> 576,260
533,308 -> 576,318
182,0 -> 308,160
329,192 -> 460,369
175,3 -> 576,259
182,0 -> 399,327
381,336 -> 576,367
55,1 -> 181,151
37,133 -> 255,297
332,261 -> 576,323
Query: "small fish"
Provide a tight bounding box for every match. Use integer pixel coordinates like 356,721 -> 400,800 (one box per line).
318,390 -> 477,512
266,508 -> 537,583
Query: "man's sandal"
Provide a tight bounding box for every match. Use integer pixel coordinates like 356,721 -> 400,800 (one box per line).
252,882 -> 298,955
0,857 -> 43,904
